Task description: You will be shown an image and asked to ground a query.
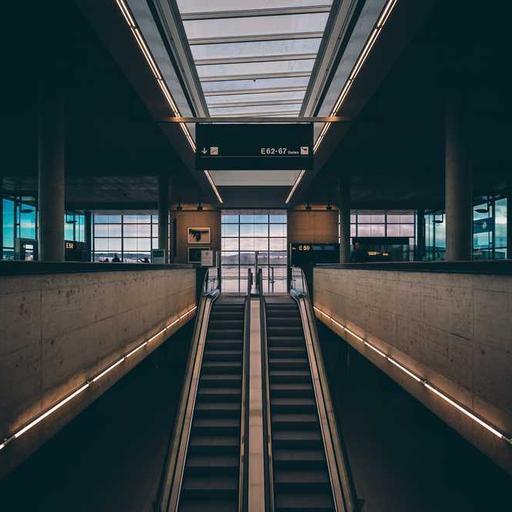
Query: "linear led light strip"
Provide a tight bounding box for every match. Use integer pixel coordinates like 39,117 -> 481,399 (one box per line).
285,169 -> 306,204
313,305 -> 512,445
114,0 -> 223,203
204,170 -> 223,203
0,306 -> 197,453
313,0 -> 398,153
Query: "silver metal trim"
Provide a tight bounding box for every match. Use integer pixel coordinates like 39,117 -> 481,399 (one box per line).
301,0 -> 362,116
152,0 -> 209,116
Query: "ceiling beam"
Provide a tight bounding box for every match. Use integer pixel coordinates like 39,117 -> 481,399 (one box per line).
204,86 -> 308,96
161,116 -> 348,123
195,53 -> 317,66
181,5 -> 332,21
189,32 -> 324,45
208,99 -> 304,109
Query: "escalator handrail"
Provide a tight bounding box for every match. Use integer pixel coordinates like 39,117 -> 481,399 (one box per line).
258,268 -> 276,512
156,269 -> 220,511
290,267 -> 358,512
238,268 -> 252,512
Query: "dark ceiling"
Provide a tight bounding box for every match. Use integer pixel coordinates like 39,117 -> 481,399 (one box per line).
306,0 -> 512,209
1,0 -> 200,207
1,0 -> 510,210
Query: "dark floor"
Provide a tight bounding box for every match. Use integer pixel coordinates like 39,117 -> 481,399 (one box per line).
318,321 -> 512,512
0,321 -> 193,512
2,318 -> 511,511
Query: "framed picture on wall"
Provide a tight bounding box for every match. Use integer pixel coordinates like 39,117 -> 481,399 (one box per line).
188,246 -> 209,264
187,227 -> 211,245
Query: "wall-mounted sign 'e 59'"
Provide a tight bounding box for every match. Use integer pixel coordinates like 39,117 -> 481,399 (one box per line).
196,124 -> 313,170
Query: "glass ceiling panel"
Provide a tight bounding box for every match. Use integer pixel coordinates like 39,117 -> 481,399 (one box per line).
197,59 -> 314,80
176,0 -> 334,152
209,104 -> 301,115
207,90 -> 306,105
177,0 -> 332,15
191,39 -> 322,63
202,76 -> 311,94
183,13 -> 330,42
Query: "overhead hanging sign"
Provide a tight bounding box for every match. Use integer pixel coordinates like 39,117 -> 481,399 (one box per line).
196,123 -> 313,170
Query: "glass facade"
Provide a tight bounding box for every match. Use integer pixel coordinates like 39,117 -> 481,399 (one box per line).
221,210 -> 287,293
424,196 -> 508,260
346,210 -> 417,260
92,212 -> 161,262
1,195 -> 85,260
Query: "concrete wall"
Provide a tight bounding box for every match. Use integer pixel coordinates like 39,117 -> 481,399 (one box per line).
173,208 -> 221,264
288,209 -> 339,244
314,267 -> 512,474
0,267 -> 196,476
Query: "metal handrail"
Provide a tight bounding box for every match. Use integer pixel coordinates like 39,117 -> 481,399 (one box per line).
290,267 -> 358,512
156,268 -> 220,511
258,268 -> 275,512
238,268 -> 252,512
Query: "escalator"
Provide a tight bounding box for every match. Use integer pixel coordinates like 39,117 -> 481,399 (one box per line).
158,269 -> 250,512
179,297 -> 245,511
265,297 -> 335,512
159,267 -> 354,512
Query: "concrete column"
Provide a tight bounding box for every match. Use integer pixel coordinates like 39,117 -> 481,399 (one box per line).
445,91 -> 472,261
416,209 -> 425,261
336,177 -> 350,263
84,211 -> 92,261
38,84 -> 65,262
158,174 -> 170,264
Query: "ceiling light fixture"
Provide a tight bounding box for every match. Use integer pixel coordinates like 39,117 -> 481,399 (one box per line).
314,0 -> 399,153
114,0 -> 223,204
203,170 -> 223,204
285,170 -> 306,204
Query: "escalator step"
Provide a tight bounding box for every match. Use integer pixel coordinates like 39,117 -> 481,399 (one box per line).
201,374 -> 241,385
272,413 -> 318,429
273,430 -> 322,446
195,402 -> 241,416
187,453 -> 239,470
273,449 -> 326,467
271,383 -> 313,394
269,358 -> 308,368
275,469 -> 330,488
203,350 -> 242,361
189,436 -> 239,449
180,500 -> 237,512
275,492 -> 334,511
197,386 -> 241,402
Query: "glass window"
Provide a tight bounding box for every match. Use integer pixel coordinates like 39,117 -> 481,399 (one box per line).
221,209 -> 287,292
92,211 -> 158,262
222,224 -> 239,237
3,199 -> 15,247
